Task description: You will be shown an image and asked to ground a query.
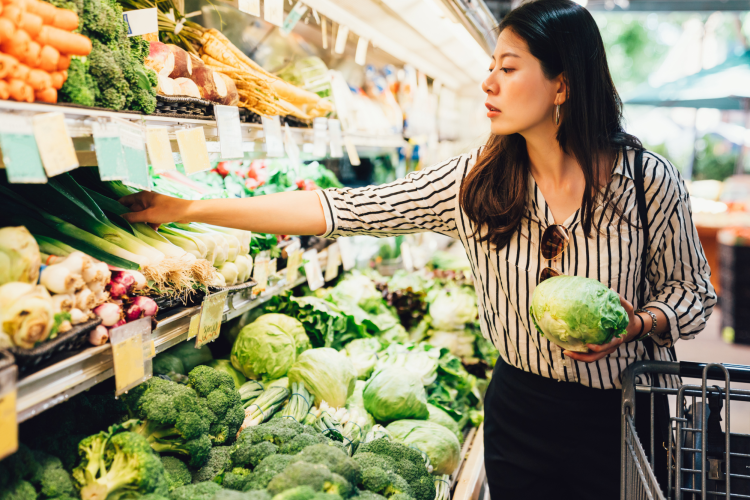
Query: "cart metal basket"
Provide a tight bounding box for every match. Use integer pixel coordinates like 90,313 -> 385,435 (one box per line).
621,361 -> 750,500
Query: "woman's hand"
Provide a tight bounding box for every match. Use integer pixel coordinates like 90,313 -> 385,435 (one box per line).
119,192 -> 192,227
563,294 -> 643,363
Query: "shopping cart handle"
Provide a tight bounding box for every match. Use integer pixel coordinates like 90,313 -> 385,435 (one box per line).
679,361 -> 750,383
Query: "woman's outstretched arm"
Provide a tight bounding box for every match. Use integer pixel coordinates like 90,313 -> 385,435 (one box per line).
120,190 -> 327,236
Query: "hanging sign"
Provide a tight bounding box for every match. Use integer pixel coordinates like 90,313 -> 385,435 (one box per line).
123,8 -> 158,37
328,119 -> 343,158
303,248 -> 325,291
344,136 -> 360,166
110,317 -> 151,396
176,127 -> 211,174
264,0 -> 284,26
284,123 -> 300,173
262,116 -> 284,157
146,127 -> 176,172
92,120 -> 128,181
252,251 -> 271,295
281,2 -> 308,35
324,242 -> 341,282
0,113 -> 46,184
312,117 -> 327,158
117,120 -> 150,190
334,25 -> 349,54
214,105 -> 244,160
194,290 -> 229,348
32,112 -> 78,178
238,0 -> 259,16
187,314 -> 200,341
355,37 -> 369,65
338,237 -> 356,271
321,18 -> 328,49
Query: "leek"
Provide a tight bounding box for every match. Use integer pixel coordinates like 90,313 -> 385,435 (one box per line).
171,223 -> 228,266
34,235 -> 75,257
195,224 -> 240,261
159,226 -> 208,259
205,225 -> 251,256
165,225 -> 216,264
218,262 -> 239,286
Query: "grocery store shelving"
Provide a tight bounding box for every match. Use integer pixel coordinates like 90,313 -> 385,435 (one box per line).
15,272 -> 307,423
452,424 -> 487,500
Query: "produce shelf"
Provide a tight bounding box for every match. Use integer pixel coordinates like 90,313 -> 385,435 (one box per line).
452,424 -> 487,500
15,272 -> 307,423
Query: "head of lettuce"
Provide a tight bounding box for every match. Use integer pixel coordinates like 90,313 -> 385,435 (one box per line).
529,276 -> 628,352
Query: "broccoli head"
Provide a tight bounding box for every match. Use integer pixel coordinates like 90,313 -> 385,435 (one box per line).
0,480 -> 36,500
123,377 -> 214,467
278,434 -> 330,456
73,427 -> 168,500
295,445 -> 361,486
2,445 -> 40,484
269,486 -> 316,500
162,457 -> 192,492
192,446 -> 232,484
353,441 -> 433,500
169,481 -> 222,500
266,463 -> 350,498
187,366 -> 244,446
355,492 -> 387,500
221,468 -> 253,491
242,455 -> 295,491
231,420 -> 308,468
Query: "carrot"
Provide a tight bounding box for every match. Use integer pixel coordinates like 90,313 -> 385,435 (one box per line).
25,0 -> 56,25
0,28 -> 30,60
0,18 -> 15,45
10,61 -> 28,80
49,69 -> 64,89
26,67 -> 49,90
24,39 -> 40,66
37,25 -> 91,56
0,53 -> 18,79
8,78 -> 32,102
38,43 -> 58,71
0,3 -> 3,17
34,86 -> 55,103
55,52 -> 69,71
1,4 -> 22,25
52,8 -> 77,31
19,11 -> 42,38
0,80 -> 9,100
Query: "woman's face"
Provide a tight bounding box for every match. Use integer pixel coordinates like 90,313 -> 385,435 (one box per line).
482,29 -> 564,137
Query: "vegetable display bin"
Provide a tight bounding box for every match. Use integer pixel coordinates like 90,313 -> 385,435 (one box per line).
718,229 -> 750,346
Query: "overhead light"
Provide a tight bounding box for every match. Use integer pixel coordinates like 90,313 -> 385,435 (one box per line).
573,0 -> 589,6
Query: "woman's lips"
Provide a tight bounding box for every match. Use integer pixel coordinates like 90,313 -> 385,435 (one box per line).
485,103 -> 500,118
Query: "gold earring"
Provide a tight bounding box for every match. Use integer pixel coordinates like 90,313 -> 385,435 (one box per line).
554,104 -> 561,126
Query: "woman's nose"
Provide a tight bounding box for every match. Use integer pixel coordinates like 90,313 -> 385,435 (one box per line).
482,75 -> 496,95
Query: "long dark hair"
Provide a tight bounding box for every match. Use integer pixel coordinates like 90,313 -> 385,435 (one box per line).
459,0 -> 641,249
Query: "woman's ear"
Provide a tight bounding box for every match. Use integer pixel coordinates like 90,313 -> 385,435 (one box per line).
553,73 -> 568,106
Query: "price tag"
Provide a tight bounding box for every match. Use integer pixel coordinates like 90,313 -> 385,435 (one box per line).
238,0 -> 259,16
328,119 -> 343,159
312,117 -> 327,158
32,112 -> 78,178
194,290 -> 229,348
334,25 -> 349,54
123,8 -> 158,37
325,242 -> 341,282
110,317 -> 151,396
303,248 -> 325,291
0,365 -> 18,461
321,18 -> 328,49
142,327 -> 156,360
344,136 -> 361,166
187,314 -> 200,340
214,105 -> 244,160
400,242 -> 414,272
262,116 -> 284,157
264,0 -> 283,26
92,120 -> 127,181
252,252 -> 271,295
281,1 -> 307,35
286,248 -> 304,283
355,37 -> 369,66
176,127 -> 211,174
269,258 -> 277,276
0,113 -> 46,183
338,237 -> 355,271
117,119 -> 150,190
284,123 -> 300,173
146,127 -> 176,172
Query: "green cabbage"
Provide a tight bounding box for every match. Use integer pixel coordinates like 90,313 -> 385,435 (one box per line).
209,359 -> 247,389
288,348 -> 357,407
386,419 -> 461,474
374,343 -> 439,386
344,338 -> 382,379
331,273 -> 384,314
231,317 -> 298,380
346,380 -> 376,431
253,313 -> 311,356
363,367 -> 429,422
428,286 -> 478,330
529,276 -> 628,352
426,404 -> 462,444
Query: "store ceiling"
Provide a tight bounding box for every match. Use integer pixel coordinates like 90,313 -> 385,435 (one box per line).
485,0 -> 750,18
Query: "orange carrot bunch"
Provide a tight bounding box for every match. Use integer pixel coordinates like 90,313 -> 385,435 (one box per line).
0,0 -> 91,103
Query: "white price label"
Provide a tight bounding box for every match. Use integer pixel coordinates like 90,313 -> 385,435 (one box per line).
312,117 -> 327,158
117,119 -> 150,190
214,105 -> 244,160
400,242 -> 414,272
146,127 -> 176,172
321,18 -> 328,49
264,0 -> 283,26
338,237 -> 355,271
194,290 -> 229,348
284,123 -> 300,172
91,120 -> 127,181
176,127 -> 211,174
238,0 -> 259,16
325,243 -> 341,282
123,8 -> 158,37
281,2 -> 307,35
355,37 -> 369,66
344,136 -> 360,166
32,112 -> 78,177
328,119 -> 343,158
110,317 -> 151,396
303,248 -> 325,291
262,116 -> 284,157
334,25 -> 349,54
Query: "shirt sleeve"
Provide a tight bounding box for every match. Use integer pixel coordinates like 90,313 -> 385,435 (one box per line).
315,154 -> 467,240
643,153 -> 718,347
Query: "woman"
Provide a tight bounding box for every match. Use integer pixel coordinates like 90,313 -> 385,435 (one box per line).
121,1 -> 715,497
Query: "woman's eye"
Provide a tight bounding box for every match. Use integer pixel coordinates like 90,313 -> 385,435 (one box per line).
500,67 -> 514,74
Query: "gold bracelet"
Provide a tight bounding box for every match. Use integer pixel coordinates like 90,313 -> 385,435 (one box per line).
635,308 -> 657,341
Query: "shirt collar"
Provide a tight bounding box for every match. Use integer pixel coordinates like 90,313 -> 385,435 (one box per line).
612,147 -> 635,181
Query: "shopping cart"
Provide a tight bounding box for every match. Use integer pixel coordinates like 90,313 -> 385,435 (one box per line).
621,360 -> 750,500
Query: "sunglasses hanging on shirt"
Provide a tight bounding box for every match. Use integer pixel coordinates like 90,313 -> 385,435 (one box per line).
539,224 -> 569,282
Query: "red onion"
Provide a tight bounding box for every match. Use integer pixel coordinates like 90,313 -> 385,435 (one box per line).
111,271 -> 136,292
108,281 -> 129,300
93,303 -> 122,327
125,303 -> 142,322
89,325 -> 109,346
132,296 -> 158,317
111,319 -> 126,329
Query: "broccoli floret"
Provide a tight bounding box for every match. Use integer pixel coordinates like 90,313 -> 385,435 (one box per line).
382,474 -> 411,499
162,457 -> 192,492
2,445 -> 40,483
311,494 -> 342,500
353,442 -> 433,500
295,445 -> 361,486
222,468 -> 253,491
0,480 -> 36,500
278,434 -> 330,455
169,481 -> 222,500
72,427 -> 168,500
80,0 -> 121,41
243,455 -> 295,491
266,463 -> 334,496
38,466 -> 76,498
123,377 -> 214,467
360,468 -> 390,494
141,495 -> 171,500
354,492 -> 387,500
188,366 -> 244,446
231,420 -> 310,468
269,486 -> 316,500
389,495 -> 414,500
192,446 -> 232,484
247,442 -> 278,469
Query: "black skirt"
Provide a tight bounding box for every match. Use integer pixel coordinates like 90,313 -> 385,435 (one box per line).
483,357 -> 668,500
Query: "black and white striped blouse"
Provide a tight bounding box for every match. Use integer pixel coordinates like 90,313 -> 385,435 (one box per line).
315,148 -> 717,389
